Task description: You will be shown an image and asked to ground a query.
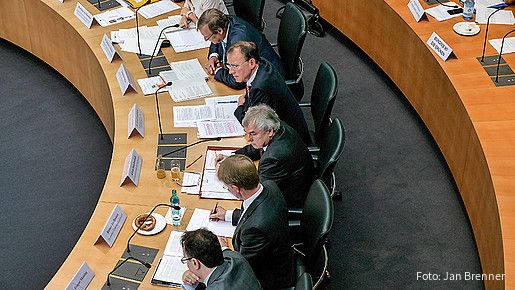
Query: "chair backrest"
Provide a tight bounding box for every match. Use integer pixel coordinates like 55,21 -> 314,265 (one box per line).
277,3 -> 307,80
294,272 -> 313,290
311,62 -> 338,145
233,0 -> 265,32
316,118 -> 345,189
300,179 -> 334,272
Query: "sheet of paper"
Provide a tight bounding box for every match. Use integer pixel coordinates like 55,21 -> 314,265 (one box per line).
475,6 -> 515,24
425,3 -> 462,21
156,15 -> 184,32
137,76 -> 165,95
95,7 -> 135,27
181,172 -> 201,194
152,255 -> 187,284
163,230 -> 184,256
204,95 -> 240,107
204,149 -> 235,170
138,0 -> 180,19
489,37 -> 515,54
186,208 -> 236,237
119,37 -> 164,56
168,79 -> 213,102
169,59 -> 208,80
476,0 -> 506,7
196,120 -> 245,138
173,105 -> 214,127
166,29 -> 210,53
111,26 -> 161,43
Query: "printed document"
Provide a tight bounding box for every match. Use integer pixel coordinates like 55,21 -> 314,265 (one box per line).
151,231 -> 187,287
95,7 -> 135,27
475,6 -> 515,24
168,78 -> 213,102
138,0 -> 180,19
199,147 -> 240,200
137,76 -> 166,95
186,209 -> 236,237
165,29 -> 210,53
196,120 -> 245,138
425,3 -> 462,21
489,37 -> 515,54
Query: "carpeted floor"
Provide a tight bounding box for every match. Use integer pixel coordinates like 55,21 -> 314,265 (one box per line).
0,0 -> 483,288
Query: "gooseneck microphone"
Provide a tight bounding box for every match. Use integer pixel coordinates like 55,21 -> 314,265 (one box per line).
148,24 -> 180,75
161,137 -> 222,158
481,7 -> 506,62
495,29 -> 515,82
155,82 -> 173,140
135,0 -> 152,55
433,0 -> 458,8
106,256 -> 151,286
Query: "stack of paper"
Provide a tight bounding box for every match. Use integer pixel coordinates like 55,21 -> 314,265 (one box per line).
111,25 -> 164,56
172,95 -> 240,127
160,59 -> 213,102
198,147 -> 240,199
165,29 -> 211,53
425,3 -> 462,21
157,15 -> 186,32
475,6 -> 515,24
151,231 -> 188,287
186,209 -> 237,237
489,37 -> 515,54
138,0 -> 180,19
137,76 -> 166,95
196,120 -> 245,138
95,7 -> 135,27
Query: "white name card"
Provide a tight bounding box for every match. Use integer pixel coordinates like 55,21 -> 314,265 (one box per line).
120,149 -> 143,186
95,204 -> 127,247
427,32 -> 455,61
58,0 -> 64,3
408,0 -> 427,22
74,2 -> 96,29
128,104 -> 145,138
116,64 -> 138,95
100,34 -> 121,63
65,262 -> 94,290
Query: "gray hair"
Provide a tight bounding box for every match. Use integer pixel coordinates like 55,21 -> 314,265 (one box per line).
242,104 -> 281,131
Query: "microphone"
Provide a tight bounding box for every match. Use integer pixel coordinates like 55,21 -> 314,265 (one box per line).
126,203 -> 176,253
494,29 -> 515,82
480,7 -> 506,63
135,0 -> 152,55
161,137 -> 222,158
155,82 -> 173,140
432,0 -> 458,8
106,256 -> 151,286
148,24 -> 180,75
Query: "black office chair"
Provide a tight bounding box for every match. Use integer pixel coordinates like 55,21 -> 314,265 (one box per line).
294,272 -> 313,290
292,179 -> 334,289
299,62 -> 338,150
233,0 -> 266,31
273,2 -> 307,101
315,118 -> 345,197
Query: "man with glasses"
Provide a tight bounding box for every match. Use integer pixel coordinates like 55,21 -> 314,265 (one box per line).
197,9 -> 284,89
180,228 -> 262,290
226,41 -> 310,144
209,154 -> 295,290
215,104 -> 314,209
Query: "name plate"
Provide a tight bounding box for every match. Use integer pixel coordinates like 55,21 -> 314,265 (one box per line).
408,0 -> 427,22
65,262 -> 94,290
74,2 -> 96,29
100,34 -> 121,63
128,104 -> 145,138
58,0 -> 64,3
120,149 -> 143,186
427,32 -> 455,61
96,204 -> 127,247
116,64 -> 138,95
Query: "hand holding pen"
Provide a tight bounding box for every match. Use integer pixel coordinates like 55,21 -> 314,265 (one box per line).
209,203 -> 226,221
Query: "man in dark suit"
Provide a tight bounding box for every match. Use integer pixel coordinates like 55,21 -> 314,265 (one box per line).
226,41 -> 310,144
210,155 -> 295,290
181,228 -> 262,290
216,104 -> 314,208
197,9 -> 284,89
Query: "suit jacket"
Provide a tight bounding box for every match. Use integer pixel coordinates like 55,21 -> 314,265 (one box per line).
232,180 -> 295,290
206,250 -> 263,290
235,123 -> 315,208
209,16 -> 285,89
234,59 -> 310,144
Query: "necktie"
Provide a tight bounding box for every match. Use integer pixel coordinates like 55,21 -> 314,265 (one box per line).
195,282 -> 207,290
245,85 -> 251,98
221,41 -> 227,64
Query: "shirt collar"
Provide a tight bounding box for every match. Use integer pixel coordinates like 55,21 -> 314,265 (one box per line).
246,64 -> 259,87
223,22 -> 230,44
242,183 -> 263,216
204,266 -> 217,286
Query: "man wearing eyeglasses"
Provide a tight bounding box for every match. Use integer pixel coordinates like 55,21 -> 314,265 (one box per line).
180,228 -> 262,290
197,9 -> 284,90
226,41 -> 310,144
209,154 -> 295,290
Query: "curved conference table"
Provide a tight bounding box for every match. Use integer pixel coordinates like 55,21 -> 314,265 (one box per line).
1,0 -> 514,289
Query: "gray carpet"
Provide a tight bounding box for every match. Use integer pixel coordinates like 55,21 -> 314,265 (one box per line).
0,0 -> 483,288
0,39 -> 112,289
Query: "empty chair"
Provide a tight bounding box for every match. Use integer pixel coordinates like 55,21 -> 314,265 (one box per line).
316,118 -> 345,196
233,0 -> 266,31
275,2 -> 307,101
293,179 -> 334,289
299,62 -> 338,149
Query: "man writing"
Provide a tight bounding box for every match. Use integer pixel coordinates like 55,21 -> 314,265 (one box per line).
209,154 -> 295,290
197,9 -> 284,89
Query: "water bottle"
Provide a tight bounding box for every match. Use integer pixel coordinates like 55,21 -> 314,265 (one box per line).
463,0 -> 474,20
171,190 -> 181,226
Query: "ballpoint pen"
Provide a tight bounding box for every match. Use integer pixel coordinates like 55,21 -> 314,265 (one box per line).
186,154 -> 203,169
210,202 -> 219,221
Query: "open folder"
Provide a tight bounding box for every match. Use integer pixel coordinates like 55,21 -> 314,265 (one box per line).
151,230 -> 188,287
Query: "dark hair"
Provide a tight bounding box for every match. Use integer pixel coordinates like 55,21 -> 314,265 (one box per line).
227,41 -> 261,62
197,9 -> 229,33
181,229 -> 224,268
217,154 -> 259,190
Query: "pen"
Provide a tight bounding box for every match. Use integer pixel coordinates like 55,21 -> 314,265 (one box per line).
210,202 -> 219,221
186,154 -> 203,169
217,101 -> 237,104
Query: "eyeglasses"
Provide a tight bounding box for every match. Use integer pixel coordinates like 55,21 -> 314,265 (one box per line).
204,32 -> 215,41
225,60 -> 249,70
181,257 -> 194,264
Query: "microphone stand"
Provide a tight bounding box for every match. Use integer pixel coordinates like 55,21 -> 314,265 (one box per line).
481,7 -> 506,63
494,29 -> 515,83
106,256 -> 151,286
155,82 -> 173,140
161,137 -> 222,158
148,24 -> 180,75
97,0 -> 101,9
135,0 -> 152,56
